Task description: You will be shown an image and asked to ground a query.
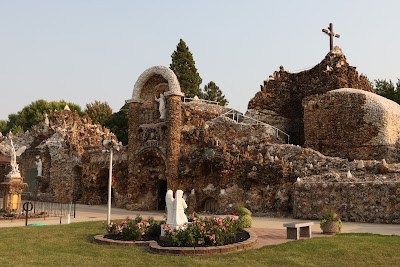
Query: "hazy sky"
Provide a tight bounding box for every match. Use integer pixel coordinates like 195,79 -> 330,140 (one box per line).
1,1 -> 399,120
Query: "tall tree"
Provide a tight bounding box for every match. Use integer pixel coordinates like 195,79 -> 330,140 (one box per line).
2,99 -> 83,134
203,81 -> 228,106
84,100 -> 113,126
170,39 -> 202,98
374,79 -> 400,104
105,104 -> 128,145
0,120 -> 7,135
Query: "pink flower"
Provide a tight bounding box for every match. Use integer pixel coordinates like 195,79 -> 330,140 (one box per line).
169,229 -> 173,233
141,232 -> 145,235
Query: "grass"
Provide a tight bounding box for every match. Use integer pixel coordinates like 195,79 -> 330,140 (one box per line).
0,221 -> 399,267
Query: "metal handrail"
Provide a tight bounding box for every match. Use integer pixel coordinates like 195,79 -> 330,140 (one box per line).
220,109 -> 290,144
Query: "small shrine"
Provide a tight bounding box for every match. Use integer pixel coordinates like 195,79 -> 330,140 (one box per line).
0,132 -> 27,212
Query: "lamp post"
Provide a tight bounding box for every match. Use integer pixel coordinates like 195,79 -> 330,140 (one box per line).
102,139 -> 120,225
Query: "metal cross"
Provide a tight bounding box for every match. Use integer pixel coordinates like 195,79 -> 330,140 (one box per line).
322,23 -> 340,51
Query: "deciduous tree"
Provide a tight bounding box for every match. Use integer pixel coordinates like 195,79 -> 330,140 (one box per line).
84,100 -> 112,126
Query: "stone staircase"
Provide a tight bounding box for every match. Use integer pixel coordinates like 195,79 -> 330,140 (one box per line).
220,109 -> 290,144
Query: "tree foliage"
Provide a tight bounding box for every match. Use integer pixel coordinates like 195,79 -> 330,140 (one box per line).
1,99 -> 83,134
84,100 -> 113,126
170,39 -> 203,98
374,79 -> 400,104
203,81 -> 228,106
105,104 -> 128,145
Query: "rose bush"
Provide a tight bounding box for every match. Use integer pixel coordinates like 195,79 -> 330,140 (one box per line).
106,215 -> 161,241
163,213 -> 243,247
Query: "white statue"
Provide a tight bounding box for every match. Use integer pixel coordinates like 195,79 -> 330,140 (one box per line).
173,190 -> 188,226
155,93 -> 166,120
165,189 -> 188,229
165,190 -> 174,225
35,156 -> 43,177
5,132 -> 26,178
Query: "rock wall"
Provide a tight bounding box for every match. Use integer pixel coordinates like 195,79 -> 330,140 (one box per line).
0,108 -> 117,203
248,47 -> 373,145
293,166 -> 400,223
304,88 -> 400,161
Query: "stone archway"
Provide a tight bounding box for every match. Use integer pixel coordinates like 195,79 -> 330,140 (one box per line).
127,65 -> 183,210
128,65 -> 183,104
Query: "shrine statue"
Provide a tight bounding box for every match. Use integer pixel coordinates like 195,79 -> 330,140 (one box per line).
165,189 -> 188,229
155,93 -> 166,120
35,156 -> 43,177
5,132 -> 26,178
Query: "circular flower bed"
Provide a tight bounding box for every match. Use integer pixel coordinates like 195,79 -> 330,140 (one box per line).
95,213 -> 257,255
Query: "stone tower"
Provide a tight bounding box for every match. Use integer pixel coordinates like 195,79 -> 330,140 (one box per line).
126,66 -> 183,210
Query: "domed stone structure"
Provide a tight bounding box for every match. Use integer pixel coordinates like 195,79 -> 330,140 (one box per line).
304,88 -> 400,161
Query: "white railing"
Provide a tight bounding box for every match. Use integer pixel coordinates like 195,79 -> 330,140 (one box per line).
183,97 -> 220,105
220,109 -> 290,144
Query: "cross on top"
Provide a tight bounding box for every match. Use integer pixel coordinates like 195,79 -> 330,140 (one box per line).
322,23 -> 340,51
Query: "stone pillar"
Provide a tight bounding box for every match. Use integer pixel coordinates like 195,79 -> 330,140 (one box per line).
164,93 -> 182,191
127,101 -> 142,205
1,176 -> 28,212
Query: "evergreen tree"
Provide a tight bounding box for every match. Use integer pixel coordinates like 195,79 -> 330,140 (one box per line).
203,81 -> 228,106
170,39 -> 202,98
374,79 -> 400,104
84,100 -> 112,126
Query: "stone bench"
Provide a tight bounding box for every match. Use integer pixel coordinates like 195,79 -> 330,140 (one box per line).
283,222 -> 314,240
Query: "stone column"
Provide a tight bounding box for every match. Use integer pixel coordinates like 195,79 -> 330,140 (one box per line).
127,101 -> 142,205
164,93 -> 182,191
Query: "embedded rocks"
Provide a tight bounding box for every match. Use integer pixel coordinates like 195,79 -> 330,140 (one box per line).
304,88 -> 400,161
0,109 -> 117,202
248,46 -> 373,145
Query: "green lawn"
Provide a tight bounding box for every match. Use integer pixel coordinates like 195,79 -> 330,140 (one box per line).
0,221 -> 399,267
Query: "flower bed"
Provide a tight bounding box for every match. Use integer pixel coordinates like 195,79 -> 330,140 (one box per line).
161,213 -> 247,247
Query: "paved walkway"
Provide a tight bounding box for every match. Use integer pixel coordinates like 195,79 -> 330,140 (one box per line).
1,204 -> 399,248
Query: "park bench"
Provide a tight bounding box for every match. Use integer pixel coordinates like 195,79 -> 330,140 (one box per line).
283,222 -> 314,240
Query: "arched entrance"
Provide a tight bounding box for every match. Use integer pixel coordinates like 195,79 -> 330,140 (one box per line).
203,197 -> 218,213
157,180 -> 167,210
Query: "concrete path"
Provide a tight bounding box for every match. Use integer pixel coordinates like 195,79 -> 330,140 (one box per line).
1,203 -> 399,237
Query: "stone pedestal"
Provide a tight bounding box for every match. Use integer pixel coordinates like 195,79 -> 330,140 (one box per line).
1,176 -> 28,212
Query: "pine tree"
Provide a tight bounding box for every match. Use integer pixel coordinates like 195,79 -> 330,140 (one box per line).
170,39 -> 202,98
203,81 -> 228,106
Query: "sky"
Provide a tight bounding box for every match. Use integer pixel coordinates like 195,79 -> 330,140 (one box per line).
1,0 -> 399,121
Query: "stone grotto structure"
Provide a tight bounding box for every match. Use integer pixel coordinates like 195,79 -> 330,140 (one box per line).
1,47 -> 399,224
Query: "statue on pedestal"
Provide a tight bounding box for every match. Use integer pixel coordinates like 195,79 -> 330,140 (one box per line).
5,132 -> 26,178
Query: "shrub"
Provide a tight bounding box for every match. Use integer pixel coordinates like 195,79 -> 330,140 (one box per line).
235,203 -> 252,228
240,214 -> 252,228
105,215 -> 161,241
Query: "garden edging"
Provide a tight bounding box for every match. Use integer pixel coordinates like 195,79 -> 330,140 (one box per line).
93,229 -> 258,255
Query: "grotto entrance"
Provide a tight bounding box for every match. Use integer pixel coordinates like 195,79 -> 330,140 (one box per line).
156,180 -> 167,210
203,197 -> 217,213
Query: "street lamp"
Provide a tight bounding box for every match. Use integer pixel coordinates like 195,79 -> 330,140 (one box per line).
102,139 -> 120,225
